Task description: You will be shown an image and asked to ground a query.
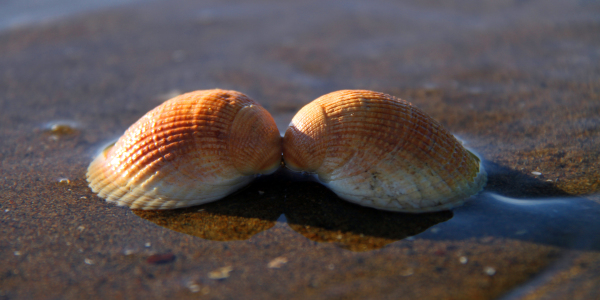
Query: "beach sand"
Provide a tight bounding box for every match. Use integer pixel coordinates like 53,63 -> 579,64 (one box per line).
1,0 -> 599,299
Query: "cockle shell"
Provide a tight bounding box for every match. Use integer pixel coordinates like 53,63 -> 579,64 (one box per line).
87,89 -> 282,210
282,90 -> 486,213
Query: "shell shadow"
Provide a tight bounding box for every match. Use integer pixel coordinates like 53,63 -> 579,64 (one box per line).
134,168 -> 451,251
132,177 -> 284,241
132,162 -> 600,251
483,160 -> 571,198
283,180 -> 452,251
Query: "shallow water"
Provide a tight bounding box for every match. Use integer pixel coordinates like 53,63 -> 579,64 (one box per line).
1,0 -> 600,299
134,169 -> 600,251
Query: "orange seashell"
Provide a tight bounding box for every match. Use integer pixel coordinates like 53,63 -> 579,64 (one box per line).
282,90 -> 486,213
87,89 -> 282,210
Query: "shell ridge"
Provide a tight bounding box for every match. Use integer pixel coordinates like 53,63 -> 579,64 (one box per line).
409,134 -> 459,194
228,103 -> 281,176
310,102 -> 329,173
149,96 -> 221,191
120,156 -> 254,209
111,160 -> 173,207
228,104 -> 253,176
327,161 -> 423,204
147,176 -> 249,208
412,114 -> 465,172
88,89 -> 280,210
370,153 -> 437,206
318,97 -> 383,180
87,146 -> 150,202
283,101 -> 328,173
282,90 -> 487,213
439,141 -> 471,186
320,96 -> 413,181
399,107 -> 475,192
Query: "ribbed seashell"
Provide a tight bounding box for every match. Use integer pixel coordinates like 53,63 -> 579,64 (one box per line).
87,89 -> 282,210
282,90 -> 486,213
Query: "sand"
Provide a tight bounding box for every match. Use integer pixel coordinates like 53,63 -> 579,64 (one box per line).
1,0 -> 599,299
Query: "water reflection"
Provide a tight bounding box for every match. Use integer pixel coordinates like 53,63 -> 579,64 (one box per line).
132,162 -> 600,253
437,192 -> 600,251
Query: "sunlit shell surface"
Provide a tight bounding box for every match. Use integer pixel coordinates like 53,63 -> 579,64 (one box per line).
283,90 -> 486,213
87,89 -> 282,210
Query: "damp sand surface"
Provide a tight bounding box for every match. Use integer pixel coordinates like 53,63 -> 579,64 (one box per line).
1,0 -> 600,299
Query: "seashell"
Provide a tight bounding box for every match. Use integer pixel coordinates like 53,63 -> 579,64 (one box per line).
282,90 -> 486,213
87,89 -> 282,210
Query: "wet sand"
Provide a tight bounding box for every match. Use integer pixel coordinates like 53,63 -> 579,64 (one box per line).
1,0 -> 599,299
